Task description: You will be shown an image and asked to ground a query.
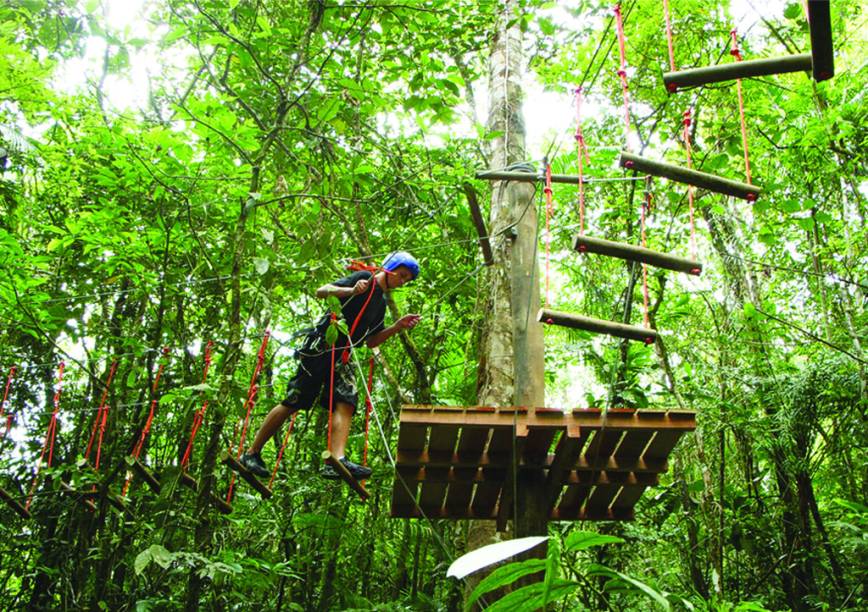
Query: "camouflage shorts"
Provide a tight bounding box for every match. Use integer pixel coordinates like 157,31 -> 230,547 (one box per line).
281,333 -> 359,412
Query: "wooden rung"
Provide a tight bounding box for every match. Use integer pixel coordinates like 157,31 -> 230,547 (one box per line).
475,169 -> 580,185
180,471 -> 198,491
463,183 -> 494,266
662,54 -> 812,91
0,486 -> 31,519
125,456 -> 161,494
574,234 -> 702,275
807,0 -> 834,81
322,451 -> 369,501
60,481 -> 97,512
107,491 -> 128,513
221,452 -> 273,499
538,308 -> 657,345
210,492 -> 233,515
619,151 -> 760,201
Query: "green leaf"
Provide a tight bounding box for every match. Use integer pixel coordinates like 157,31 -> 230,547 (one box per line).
485,579 -> 578,612
134,549 -> 151,575
743,302 -> 757,319
589,564 -> 671,611
464,558 -> 546,611
148,544 -> 174,569
564,530 -> 624,551
253,257 -> 270,275
325,323 -> 338,346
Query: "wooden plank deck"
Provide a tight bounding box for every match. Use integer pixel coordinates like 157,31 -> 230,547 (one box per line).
390,405 -> 695,523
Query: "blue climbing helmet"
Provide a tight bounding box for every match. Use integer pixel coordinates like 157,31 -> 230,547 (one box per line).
383,251 -> 420,280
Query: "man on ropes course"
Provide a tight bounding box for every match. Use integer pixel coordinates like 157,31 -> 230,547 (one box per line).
240,251 -> 421,481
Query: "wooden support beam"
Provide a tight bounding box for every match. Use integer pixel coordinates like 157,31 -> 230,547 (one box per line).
619,151 -> 761,202
543,426 -> 585,506
462,183 -> 494,266
179,471 -> 198,491
125,456 -> 161,494
475,169 -> 580,185
496,424 -> 527,532
221,452 -> 273,499
396,449 -> 668,473
391,503 -> 634,522
538,307 -> 657,345
573,234 -> 702,275
322,451 -> 369,501
210,492 -> 233,515
662,54 -> 812,91
807,0 -> 834,81
0,486 -> 31,519
60,481 -> 96,512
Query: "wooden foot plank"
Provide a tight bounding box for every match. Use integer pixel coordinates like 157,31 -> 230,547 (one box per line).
539,308 -> 657,344
662,53 -> 812,91
322,451 -> 369,501
543,426 -> 587,506
807,0 -> 834,81
221,452 -> 273,499
619,151 -> 761,201
179,471 -> 198,491
0,486 -> 31,519
125,456 -> 161,494
573,234 -> 702,275
210,492 -> 233,515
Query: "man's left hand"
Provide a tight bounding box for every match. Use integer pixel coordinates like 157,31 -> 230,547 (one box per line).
396,314 -> 421,330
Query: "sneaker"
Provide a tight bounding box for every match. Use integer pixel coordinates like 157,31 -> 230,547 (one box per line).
239,452 -> 270,478
320,456 -> 372,481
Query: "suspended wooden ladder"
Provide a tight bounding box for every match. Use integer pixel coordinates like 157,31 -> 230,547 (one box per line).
662,0 -> 833,92
391,405 -> 695,526
0,366 -> 30,519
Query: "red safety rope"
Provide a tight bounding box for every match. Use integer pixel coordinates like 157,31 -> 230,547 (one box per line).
180,341 -> 214,469
543,163 -> 554,308
682,109 -> 698,260
614,3 -> 632,146
123,348 -> 170,496
641,186 -> 652,330
730,29 -> 754,191
662,0 -> 677,77
26,362 -> 65,511
575,87 -> 590,240
362,356 -> 375,467
326,314 -> 338,453
227,331 -> 270,502
268,412 -> 297,489
0,366 -> 15,440
342,276 -> 378,365
84,360 -> 119,471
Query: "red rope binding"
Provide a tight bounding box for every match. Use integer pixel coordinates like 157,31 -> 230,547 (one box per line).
1,366 -> 15,440
575,87 -> 589,240
268,412 -> 297,489
123,348 -> 170,496
326,314 -> 338,452
730,29 -> 754,192
342,276 -> 378,365
26,362 -> 65,511
682,109 -> 698,262
543,163 -> 554,308
180,341 -> 214,469
662,0 -> 677,81
641,186 -> 652,331
227,332 -> 270,503
84,360 -> 119,471
614,3 -> 632,148
362,356 -> 374,468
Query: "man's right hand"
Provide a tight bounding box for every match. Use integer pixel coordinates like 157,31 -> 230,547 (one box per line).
352,278 -> 371,295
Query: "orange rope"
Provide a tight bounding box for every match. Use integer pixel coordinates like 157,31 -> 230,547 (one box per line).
26,362 -> 64,511
641,187 -> 652,330
0,366 -> 15,440
614,3 -> 632,144
682,109 -> 698,260
575,87 -> 590,239
84,360 -> 119,470
268,413 -> 297,489
730,29 -> 754,190
362,356 -> 374,467
180,341 -> 214,469
543,163 -> 554,308
662,0 -> 677,75
326,313 -> 338,453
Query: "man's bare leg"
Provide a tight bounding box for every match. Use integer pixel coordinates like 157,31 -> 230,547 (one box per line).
247,402 -> 293,455
328,401 -> 354,458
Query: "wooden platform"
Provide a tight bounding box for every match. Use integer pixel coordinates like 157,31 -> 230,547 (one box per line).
390,405 -> 695,523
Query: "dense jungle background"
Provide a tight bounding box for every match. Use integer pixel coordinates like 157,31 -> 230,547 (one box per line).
0,0 -> 864,610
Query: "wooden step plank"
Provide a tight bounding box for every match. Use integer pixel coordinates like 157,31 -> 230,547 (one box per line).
807,0 -> 834,81
475,169 -> 578,185
573,235 -> 702,275
662,53 -> 812,91
210,492 -> 233,515
322,451 -> 369,501
620,151 -> 760,201
180,471 -> 198,491
418,424 -> 459,514
539,308 -> 657,345
125,456 -> 161,494
222,452 -> 273,499
0,486 -> 31,519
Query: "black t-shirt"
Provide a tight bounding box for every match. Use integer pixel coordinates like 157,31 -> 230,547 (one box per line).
313,270 -> 386,348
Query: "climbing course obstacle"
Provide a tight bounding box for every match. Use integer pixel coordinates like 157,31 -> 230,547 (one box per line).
661,0 -> 833,92
390,405 -> 695,527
